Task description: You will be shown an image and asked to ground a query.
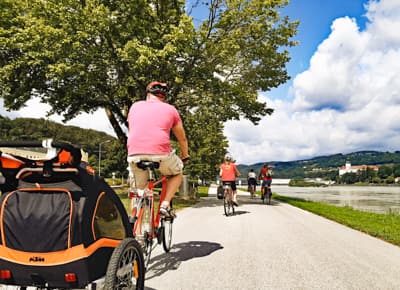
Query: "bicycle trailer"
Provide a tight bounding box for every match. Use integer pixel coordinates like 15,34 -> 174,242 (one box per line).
0,141 -> 142,289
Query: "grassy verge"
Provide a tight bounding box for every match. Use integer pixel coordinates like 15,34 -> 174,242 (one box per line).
197,186 -> 209,197
273,194 -> 400,247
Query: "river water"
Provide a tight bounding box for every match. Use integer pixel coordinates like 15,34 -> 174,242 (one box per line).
269,185 -> 400,214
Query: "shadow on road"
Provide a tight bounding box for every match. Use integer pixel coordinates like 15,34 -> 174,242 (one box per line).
145,240 -> 223,281
192,195 -> 280,209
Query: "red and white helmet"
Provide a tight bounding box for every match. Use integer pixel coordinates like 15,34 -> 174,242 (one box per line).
224,153 -> 233,161
146,81 -> 168,97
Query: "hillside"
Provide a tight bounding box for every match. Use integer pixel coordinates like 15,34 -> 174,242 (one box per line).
238,151 -> 400,179
0,116 -> 127,176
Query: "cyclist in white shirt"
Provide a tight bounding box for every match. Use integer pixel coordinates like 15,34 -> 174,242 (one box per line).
247,169 -> 257,195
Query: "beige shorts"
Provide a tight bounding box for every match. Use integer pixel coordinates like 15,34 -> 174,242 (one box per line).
127,152 -> 183,189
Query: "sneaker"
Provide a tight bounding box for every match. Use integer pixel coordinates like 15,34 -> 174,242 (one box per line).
160,205 -> 176,218
233,200 -> 239,206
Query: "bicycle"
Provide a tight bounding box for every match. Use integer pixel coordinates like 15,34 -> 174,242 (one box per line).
248,180 -> 256,199
129,160 -> 174,269
261,181 -> 272,205
222,181 -> 236,216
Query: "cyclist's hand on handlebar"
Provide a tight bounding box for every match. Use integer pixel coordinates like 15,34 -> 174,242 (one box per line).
181,156 -> 190,165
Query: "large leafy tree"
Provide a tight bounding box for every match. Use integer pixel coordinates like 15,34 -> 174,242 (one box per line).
1,0 -> 298,179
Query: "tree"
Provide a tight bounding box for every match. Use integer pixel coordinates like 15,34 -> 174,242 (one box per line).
340,172 -> 358,184
1,0 -> 298,179
378,165 -> 392,179
393,164 -> 400,177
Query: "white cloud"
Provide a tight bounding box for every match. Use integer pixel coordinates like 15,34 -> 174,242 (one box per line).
225,0 -> 400,164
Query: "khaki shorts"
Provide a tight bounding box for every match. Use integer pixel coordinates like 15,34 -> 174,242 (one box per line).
127,152 -> 183,189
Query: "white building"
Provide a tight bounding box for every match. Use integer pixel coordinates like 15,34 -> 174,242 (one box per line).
338,161 -> 379,176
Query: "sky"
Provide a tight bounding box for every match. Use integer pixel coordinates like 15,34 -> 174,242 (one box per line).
1,0 -> 400,165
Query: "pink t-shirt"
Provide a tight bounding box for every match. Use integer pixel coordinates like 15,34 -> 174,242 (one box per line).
220,162 -> 237,181
127,98 -> 182,155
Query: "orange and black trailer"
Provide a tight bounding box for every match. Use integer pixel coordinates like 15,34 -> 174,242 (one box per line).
0,141 -> 144,289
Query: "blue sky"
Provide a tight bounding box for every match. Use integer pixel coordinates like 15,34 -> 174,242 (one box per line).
272,0 -> 369,100
2,0 -> 400,165
224,0 -> 400,164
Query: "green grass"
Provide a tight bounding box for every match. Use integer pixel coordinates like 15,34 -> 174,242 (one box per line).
197,186 -> 209,197
273,194 -> 400,246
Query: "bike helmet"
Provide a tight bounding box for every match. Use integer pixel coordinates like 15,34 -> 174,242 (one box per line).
224,153 -> 233,161
146,81 -> 168,98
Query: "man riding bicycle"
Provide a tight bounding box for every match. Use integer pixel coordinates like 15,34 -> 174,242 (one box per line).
219,153 -> 241,206
258,163 -> 272,198
247,169 -> 257,196
127,81 -> 190,217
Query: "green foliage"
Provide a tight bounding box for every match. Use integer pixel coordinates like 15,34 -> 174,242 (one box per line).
1,0 -> 298,182
288,179 -> 327,187
378,164 -> 393,179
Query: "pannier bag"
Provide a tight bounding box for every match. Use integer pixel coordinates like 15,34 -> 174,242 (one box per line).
217,185 -> 224,199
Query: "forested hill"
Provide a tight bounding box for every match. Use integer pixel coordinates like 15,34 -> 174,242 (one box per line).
0,116 -> 116,152
2,116 -> 400,180
237,151 -> 400,179
0,116 -> 126,176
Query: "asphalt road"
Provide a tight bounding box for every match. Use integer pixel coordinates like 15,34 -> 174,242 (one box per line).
144,188 -> 400,290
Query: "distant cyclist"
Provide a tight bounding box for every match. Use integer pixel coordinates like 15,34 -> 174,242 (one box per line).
258,163 -> 272,198
219,153 -> 241,206
126,81 -> 190,217
247,169 -> 257,197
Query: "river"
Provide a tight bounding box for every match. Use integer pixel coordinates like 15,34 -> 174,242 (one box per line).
269,184 -> 400,214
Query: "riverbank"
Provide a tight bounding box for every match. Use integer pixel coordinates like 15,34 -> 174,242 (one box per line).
274,194 -> 400,247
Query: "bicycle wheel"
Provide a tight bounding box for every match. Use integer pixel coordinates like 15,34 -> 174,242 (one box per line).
161,217 -> 173,252
104,238 -> 145,290
262,187 -> 267,204
223,189 -> 232,216
140,198 -> 153,269
231,195 -> 236,215
267,187 -> 272,205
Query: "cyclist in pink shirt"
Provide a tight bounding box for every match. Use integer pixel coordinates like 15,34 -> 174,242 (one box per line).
127,82 -> 190,217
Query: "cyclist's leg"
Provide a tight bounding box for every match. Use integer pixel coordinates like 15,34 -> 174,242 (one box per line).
251,179 -> 256,197
260,180 -> 264,195
231,182 -> 239,206
127,155 -> 149,190
261,180 -> 265,199
159,153 -> 183,216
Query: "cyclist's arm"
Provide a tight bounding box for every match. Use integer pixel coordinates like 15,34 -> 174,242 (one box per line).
172,122 -> 189,160
234,166 -> 241,177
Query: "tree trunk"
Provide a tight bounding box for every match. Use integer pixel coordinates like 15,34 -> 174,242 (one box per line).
105,107 -> 127,145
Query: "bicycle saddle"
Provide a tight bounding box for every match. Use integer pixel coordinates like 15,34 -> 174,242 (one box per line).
137,160 -> 160,170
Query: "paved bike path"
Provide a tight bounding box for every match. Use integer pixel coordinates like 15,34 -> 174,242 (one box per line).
144,195 -> 400,290
208,183 -> 249,196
